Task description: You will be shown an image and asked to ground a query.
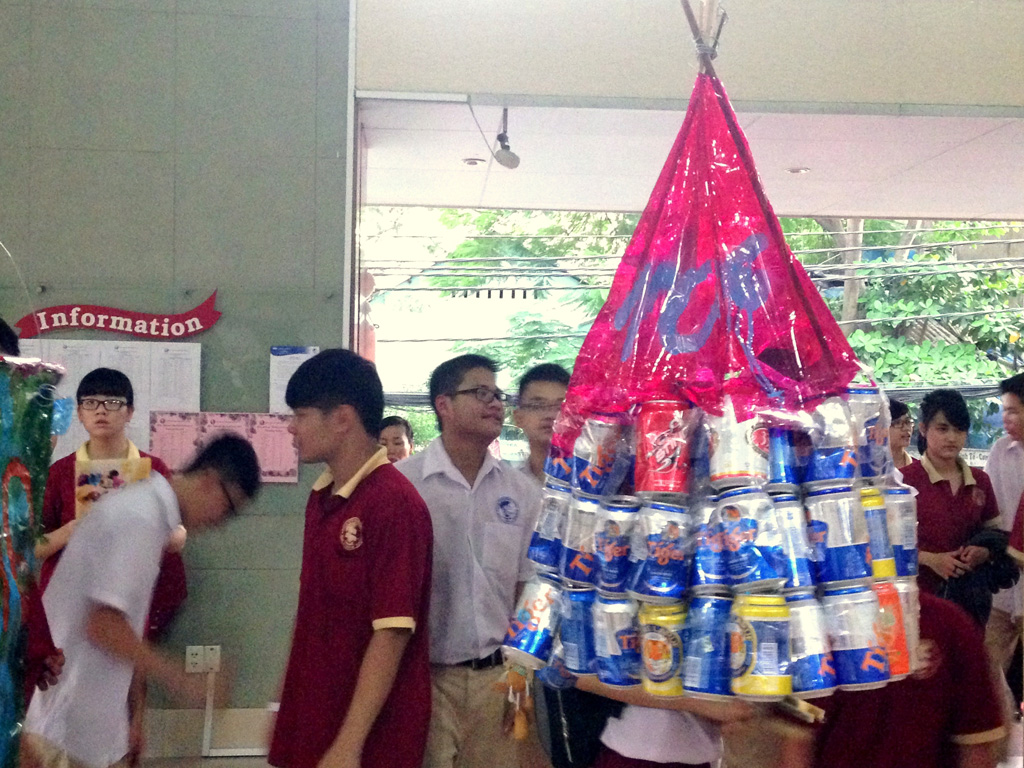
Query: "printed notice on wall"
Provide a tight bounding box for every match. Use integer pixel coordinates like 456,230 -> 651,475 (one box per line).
269,346 -> 319,414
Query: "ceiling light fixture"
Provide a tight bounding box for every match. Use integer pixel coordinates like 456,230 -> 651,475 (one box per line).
462,157 -> 487,166
786,166 -> 811,174
494,108 -> 521,169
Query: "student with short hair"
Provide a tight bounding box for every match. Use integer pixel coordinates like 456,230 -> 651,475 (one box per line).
513,363 -> 570,485
269,349 -> 433,768
22,435 -> 261,768
379,415 -> 414,463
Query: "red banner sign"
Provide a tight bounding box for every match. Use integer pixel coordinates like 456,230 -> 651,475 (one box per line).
15,292 -> 221,340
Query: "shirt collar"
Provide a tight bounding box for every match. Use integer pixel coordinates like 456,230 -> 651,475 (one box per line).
422,436 -> 502,489
921,452 -> 976,487
311,446 -> 390,498
76,440 -> 142,461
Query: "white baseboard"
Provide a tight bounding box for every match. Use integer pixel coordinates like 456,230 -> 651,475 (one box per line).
144,708 -> 273,758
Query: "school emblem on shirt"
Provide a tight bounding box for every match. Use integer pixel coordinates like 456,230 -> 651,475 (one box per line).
340,517 -> 363,550
496,497 -> 520,524
971,487 -> 986,509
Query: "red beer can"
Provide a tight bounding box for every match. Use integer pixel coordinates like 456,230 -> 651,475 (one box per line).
635,400 -> 694,495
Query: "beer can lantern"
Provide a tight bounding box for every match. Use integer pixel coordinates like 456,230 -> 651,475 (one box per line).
625,498 -> 692,603
717,487 -> 787,593
682,594 -> 734,699
805,486 -> 871,586
785,590 -> 837,699
894,577 -> 922,673
639,601 -> 686,697
708,411 -> 769,491
502,575 -> 562,669
573,415 -> 623,496
771,494 -> 816,591
691,494 -> 728,592
885,487 -> 918,577
872,580 -> 910,679
860,488 -> 896,579
594,496 -> 640,594
528,480 -> 571,572
559,494 -> 600,586
560,587 -> 598,675
592,594 -> 642,687
767,427 -> 803,492
729,594 -> 792,700
821,585 -> 890,690
635,400 -> 695,495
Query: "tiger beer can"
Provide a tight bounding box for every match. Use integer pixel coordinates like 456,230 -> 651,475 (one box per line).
544,446 -> 574,485
885,487 -> 918,577
626,499 -> 692,603
873,579 -> 910,679
592,594 -> 642,687
573,415 -> 623,496
785,590 -> 837,699
635,400 -> 694,495
595,496 -> 640,595
767,427 -> 802,492
559,494 -> 600,587
691,494 -> 728,592
559,587 -> 598,675
682,594 -> 734,699
894,577 -> 922,673
729,594 -> 792,701
860,488 -> 896,579
848,387 -> 888,479
772,494 -> 816,591
804,486 -> 871,587
717,487 -> 787,593
708,413 -> 769,491
502,575 -> 562,669
639,601 -> 686,697
528,480 -> 571,572
821,585 -> 890,690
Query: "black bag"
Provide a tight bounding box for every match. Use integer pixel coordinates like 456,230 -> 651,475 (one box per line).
536,685 -> 624,768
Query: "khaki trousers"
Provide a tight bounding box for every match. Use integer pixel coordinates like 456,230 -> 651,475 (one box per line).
21,734 -> 128,768
985,607 -> 1023,673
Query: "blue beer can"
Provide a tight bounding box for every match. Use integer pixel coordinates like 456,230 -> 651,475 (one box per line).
560,587 -> 598,675
767,427 -> 802,492
804,487 -> 871,586
729,594 -> 792,700
544,447 -> 574,485
560,494 -> 601,586
592,594 -> 641,686
682,594 -> 733,699
691,495 -> 727,592
885,487 -> 918,577
573,415 -> 623,496
502,575 -> 562,669
772,494 -> 816,591
821,585 -> 890,690
717,487 -> 787,592
528,480 -> 571,572
625,498 -> 692,603
847,387 -> 889,480
785,591 -> 837,699
595,496 -> 640,594
804,446 -> 859,488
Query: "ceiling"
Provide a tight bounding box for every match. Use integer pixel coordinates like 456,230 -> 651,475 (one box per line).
358,99 -> 1024,219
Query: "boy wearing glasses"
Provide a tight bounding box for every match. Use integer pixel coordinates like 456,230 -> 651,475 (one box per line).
397,354 -> 540,768
513,363 -> 570,485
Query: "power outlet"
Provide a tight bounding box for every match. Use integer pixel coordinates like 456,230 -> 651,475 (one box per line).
204,645 -> 221,673
185,645 -> 205,674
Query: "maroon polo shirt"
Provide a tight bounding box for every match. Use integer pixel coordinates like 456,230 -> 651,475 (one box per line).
269,452 -> 433,768
814,592 -> 1005,768
901,456 -> 1000,594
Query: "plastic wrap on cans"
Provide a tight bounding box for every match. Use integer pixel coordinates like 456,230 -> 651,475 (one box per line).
595,496 -> 640,594
885,487 -> 918,577
682,594 -> 734,699
729,594 -> 792,700
872,580 -> 910,679
894,577 -> 922,673
847,387 -> 890,480
635,400 -> 696,495
688,420 -> 712,497
592,594 -> 641,686
718,487 -> 787,592
860,487 -> 896,579
767,427 -> 803,492
772,494 -> 816,591
804,397 -> 858,488
707,399 -> 769,490
691,494 -> 727,592
560,587 -> 597,675
536,638 -> 578,689
544,449 -> 574,486
805,486 -> 871,586
573,415 -> 623,496
625,498 -> 692,603
560,494 -> 600,586
821,585 -> 890,690
639,601 -> 686,697
785,591 -> 837,699
502,575 -> 562,669
528,480 -> 571,572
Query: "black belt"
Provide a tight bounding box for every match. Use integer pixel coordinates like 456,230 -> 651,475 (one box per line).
455,649 -> 503,670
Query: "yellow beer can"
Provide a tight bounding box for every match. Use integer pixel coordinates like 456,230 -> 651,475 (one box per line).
639,601 -> 686,697
860,487 -> 896,579
730,594 -> 792,701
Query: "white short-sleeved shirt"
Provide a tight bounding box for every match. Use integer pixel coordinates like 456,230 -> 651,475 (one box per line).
986,436 -> 1024,618
25,474 -> 181,768
600,705 -> 722,763
397,438 -> 540,664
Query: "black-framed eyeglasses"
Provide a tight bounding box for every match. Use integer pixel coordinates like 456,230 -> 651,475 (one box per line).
892,417 -> 913,429
79,397 -> 128,412
451,386 -> 509,405
218,477 -> 237,515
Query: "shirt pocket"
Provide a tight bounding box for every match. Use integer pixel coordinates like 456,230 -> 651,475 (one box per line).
481,521 -> 522,581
